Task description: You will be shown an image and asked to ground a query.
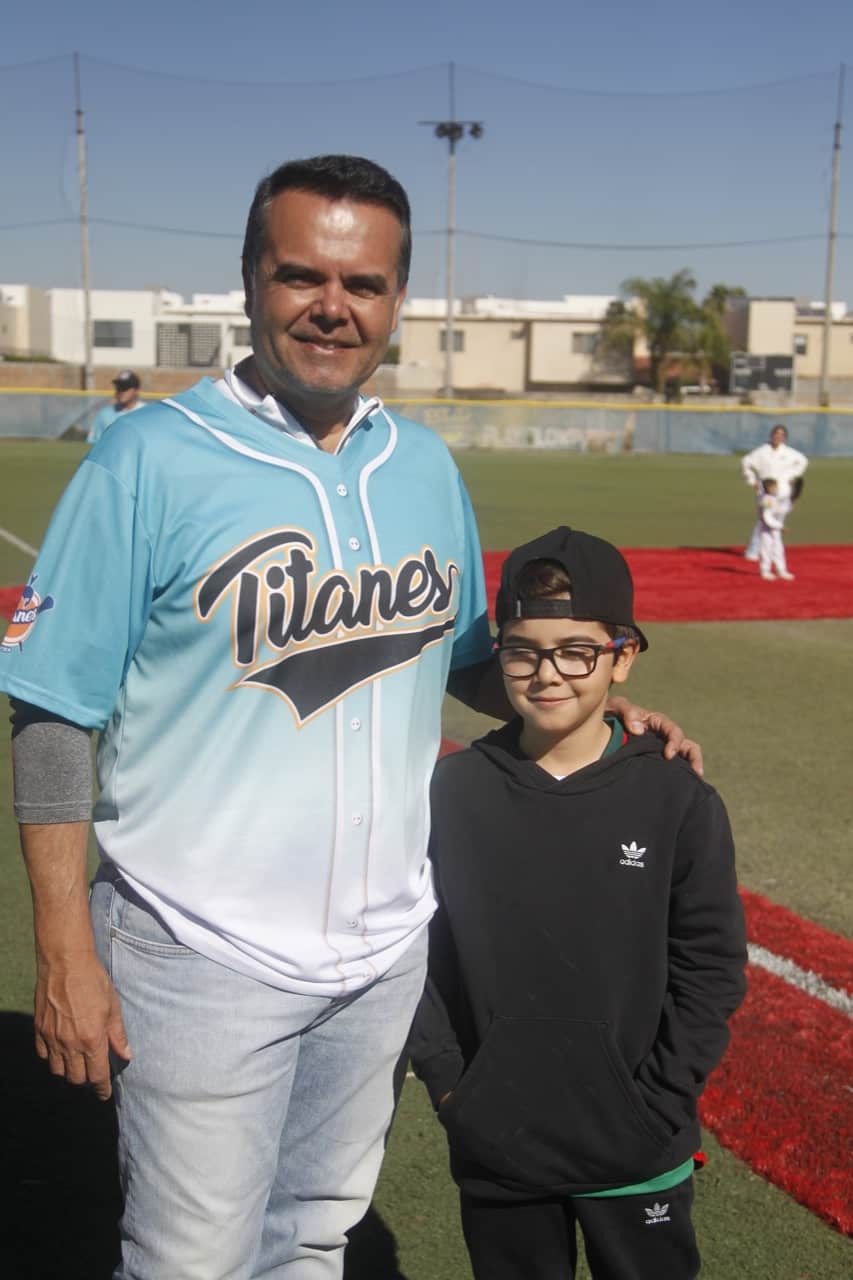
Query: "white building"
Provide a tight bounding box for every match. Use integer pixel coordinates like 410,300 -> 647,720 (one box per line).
0,284 -> 52,359
0,285 -> 252,370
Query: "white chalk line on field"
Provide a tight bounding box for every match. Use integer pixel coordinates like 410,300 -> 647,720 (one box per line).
747,943 -> 852,1017
0,525 -> 38,558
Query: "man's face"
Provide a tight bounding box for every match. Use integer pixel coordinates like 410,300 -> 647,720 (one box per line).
246,190 -> 406,408
770,427 -> 787,448
114,384 -> 139,409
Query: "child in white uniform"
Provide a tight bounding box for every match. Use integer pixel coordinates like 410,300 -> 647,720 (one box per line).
758,478 -> 794,581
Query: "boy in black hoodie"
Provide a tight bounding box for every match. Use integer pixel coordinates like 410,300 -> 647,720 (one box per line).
408,526 -> 747,1280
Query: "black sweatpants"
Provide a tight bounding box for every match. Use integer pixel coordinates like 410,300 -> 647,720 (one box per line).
460,1176 -> 699,1280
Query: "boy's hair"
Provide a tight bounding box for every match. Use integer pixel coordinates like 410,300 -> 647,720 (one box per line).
514,558 -> 640,646
762,477 -> 778,492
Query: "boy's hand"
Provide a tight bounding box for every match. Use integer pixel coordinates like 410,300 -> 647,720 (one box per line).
607,696 -> 704,776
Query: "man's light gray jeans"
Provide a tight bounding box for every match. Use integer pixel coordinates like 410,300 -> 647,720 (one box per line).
91,868 -> 427,1280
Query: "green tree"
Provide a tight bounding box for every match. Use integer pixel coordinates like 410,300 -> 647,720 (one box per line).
602,272 -> 745,393
698,283 -> 747,386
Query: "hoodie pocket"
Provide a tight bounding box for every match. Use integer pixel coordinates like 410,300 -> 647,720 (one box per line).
440,1016 -> 672,1190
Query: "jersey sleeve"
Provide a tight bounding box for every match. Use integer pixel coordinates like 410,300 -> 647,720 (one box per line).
449,470 -> 492,671
87,406 -> 109,444
0,458 -> 154,729
740,447 -> 761,486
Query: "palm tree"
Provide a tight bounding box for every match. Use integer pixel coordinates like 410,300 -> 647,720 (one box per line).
602,273 -> 746,393
621,269 -> 699,392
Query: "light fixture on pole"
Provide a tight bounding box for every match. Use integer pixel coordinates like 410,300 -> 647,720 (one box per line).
420,63 -> 483,397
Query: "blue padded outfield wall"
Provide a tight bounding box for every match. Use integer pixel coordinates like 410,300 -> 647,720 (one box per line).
2,390 -> 853,457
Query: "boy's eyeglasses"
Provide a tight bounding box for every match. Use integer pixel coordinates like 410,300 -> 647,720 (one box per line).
496,637 -> 627,680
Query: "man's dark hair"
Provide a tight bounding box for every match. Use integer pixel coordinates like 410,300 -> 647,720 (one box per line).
514,559 -> 638,644
771,423 -> 788,438
241,155 -> 412,299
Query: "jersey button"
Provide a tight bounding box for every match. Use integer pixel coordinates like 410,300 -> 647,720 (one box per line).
348,536 -> 361,551
336,483 -> 348,497
351,813 -> 363,826
346,919 -> 359,929
350,717 -> 362,731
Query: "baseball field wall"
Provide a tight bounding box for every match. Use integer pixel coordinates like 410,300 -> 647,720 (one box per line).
2,389 -> 853,456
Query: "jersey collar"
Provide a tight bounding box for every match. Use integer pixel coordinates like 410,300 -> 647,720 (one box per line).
218,367 -> 382,454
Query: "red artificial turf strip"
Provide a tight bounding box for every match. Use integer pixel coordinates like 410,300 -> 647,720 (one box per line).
483,545 -> 853,622
741,888 -> 853,993
699,963 -> 853,1236
5,544 -> 852,627
0,586 -> 21,620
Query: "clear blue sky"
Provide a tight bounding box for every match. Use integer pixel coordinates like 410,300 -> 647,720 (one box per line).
2,0 -> 852,305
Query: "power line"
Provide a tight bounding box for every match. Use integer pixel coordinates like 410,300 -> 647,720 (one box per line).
455,229 -> 853,251
0,52 -> 848,97
77,53 -> 449,89
0,53 -> 71,72
457,62 -> 841,99
3,215 -> 851,253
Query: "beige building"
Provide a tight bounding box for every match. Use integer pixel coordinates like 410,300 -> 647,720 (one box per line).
399,295 -> 632,394
726,296 -> 853,396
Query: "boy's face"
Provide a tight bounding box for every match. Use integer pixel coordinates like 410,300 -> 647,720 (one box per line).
500,614 -> 637,741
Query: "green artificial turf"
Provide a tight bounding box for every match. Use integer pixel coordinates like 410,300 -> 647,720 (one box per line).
0,439 -> 851,1276
455,451 -> 853,550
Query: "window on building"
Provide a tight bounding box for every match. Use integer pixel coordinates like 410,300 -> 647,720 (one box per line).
156,322 -> 222,367
571,331 -> 599,355
231,325 -> 251,346
439,329 -> 465,353
93,320 -> 133,349
793,334 -> 808,356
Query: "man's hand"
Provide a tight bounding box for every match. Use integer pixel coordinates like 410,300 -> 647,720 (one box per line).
20,819 -> 131,1101
34,953 -> 131,1100
607,695 -> 703,776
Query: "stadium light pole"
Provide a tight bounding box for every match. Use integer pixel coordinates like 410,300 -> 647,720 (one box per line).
74,52 -> 94,392
818,63 -> 845,408
420,62 -> 483,397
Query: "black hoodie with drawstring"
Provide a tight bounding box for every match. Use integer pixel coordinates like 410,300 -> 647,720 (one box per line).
408,719 -> 747,1201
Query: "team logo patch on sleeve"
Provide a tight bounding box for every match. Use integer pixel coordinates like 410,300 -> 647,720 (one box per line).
1,576 -> 55,652
195,529 -> 460,724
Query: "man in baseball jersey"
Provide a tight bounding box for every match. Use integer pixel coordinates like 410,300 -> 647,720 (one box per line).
1,155 -> 699,1280
741,423 -> 807,560
87,369 -> 144,443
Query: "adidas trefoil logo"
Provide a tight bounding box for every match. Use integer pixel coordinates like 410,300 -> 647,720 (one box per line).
644,1202 -> 670,1225
619,840 -> 646,868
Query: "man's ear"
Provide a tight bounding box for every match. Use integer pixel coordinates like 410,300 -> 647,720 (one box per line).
610,642 -> 639,686
391,283 -> 407,331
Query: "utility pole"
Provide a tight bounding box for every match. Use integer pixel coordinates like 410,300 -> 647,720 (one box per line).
74,52 -> 94,391
420,63 -> 483,397
819,63 -> 845,408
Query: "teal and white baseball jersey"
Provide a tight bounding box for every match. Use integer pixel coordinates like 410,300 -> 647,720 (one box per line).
0,379 -> 491,995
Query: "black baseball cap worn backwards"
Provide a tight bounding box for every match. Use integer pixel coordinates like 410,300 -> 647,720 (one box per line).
495,525 -> 649,651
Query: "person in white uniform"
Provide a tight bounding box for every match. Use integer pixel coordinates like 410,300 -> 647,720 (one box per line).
741,424 -> 807,560
757,478 -> 794,580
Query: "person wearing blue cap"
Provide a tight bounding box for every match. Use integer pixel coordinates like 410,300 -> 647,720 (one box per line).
87,369 -> 143,443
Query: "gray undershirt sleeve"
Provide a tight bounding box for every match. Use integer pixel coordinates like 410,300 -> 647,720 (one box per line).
10,699 -> 93,824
